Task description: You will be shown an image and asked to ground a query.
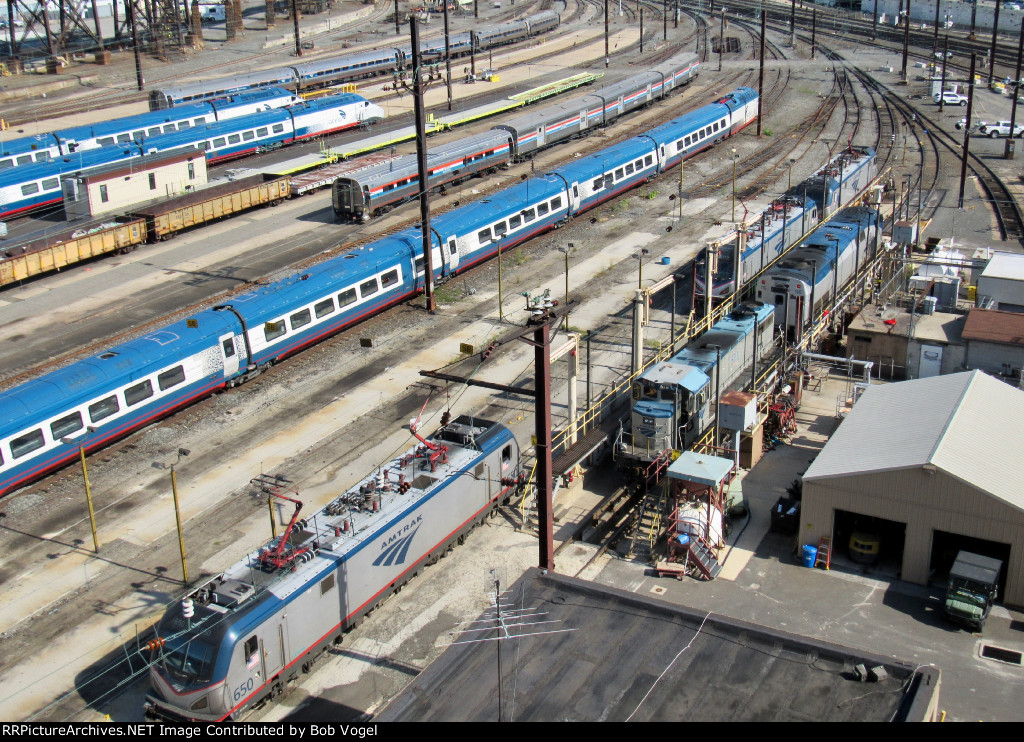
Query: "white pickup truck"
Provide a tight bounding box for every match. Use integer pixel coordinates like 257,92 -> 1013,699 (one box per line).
978,120 -> 1024,138
935,90 -> 968,106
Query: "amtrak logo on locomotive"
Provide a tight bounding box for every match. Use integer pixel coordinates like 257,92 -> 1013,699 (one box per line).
373,515 -> 423,568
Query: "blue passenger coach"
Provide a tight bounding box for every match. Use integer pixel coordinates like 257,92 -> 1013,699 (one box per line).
0,88 -> 761,496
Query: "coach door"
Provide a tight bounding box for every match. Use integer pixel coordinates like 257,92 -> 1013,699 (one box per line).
443,235 -> 460,273
579,108 -> 590,132
220,333 -> 239,377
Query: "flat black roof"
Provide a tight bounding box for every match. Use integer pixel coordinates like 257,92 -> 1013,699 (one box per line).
377,569 -> 938,722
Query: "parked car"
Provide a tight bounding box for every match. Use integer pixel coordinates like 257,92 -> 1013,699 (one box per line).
935,90 -> 968,106
979,120 -> 1024,137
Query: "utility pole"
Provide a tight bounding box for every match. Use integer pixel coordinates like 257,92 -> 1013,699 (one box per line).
420,302 -> 573,572
959,53 -> 977,209
444,0 -> 452,111
129,1 -> 144,90
1006,17 -> 1024,159
989,0 -> 1002,86
411,17 -> 435,312
757,1 -> 765,136
292,0 -> 302,56
811,9 -> 816,61
605,0 -> 609,67
901,0 -> 910,83
718,6 -> 724,71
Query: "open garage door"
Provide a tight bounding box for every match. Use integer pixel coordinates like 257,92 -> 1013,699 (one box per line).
929,530 -> 1010,599
833,509 -> 906,576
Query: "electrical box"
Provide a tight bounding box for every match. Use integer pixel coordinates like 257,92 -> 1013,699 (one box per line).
719,391 -> 757,431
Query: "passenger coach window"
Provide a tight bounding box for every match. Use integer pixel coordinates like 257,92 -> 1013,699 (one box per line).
523,208 -> 535,222
625,164 -> 634,175
228,134 -> 241,144
50,412 -> 84,440
360,279 -> 379,297
242,131 -> 255,141
538,203 -> 549,216
10,430 -> 45,460
290,309 -> 311,330
272,124 -> 284,134
125,380 -> 154,407
21,183 -> 40,197
338,288 -> 357,308
89,396 -> 119,423
477,228 -> 492,243
509,215 -> 521,230
645,155 -> 653,166
551,197 -> 562,210
213,138 -> 226,148
264,320 -> 286,342
314,299 -> 335,318
256,127 -> 268,137
381,270 -> 399,288
42,178 -> 58,190
98,137 -> 115,147
158,366 -> 186,391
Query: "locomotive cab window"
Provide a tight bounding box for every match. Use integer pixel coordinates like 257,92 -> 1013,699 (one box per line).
264,320 -> 287,342
222,338 -> 236,357
244,636 -> 258,665
10,429 -> 45,460
290,309 -> 312,330
314,299 -> 335,318
502,444 -> 512,469
125,380 -> 154,407
158,366 -> 186,391
50,412 -> 84,440
89,396 -> 120,423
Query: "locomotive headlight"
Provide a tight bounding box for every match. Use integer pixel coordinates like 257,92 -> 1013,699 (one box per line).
190,695 -> 209,711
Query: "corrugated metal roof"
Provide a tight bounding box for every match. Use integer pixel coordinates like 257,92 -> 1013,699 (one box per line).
803,371 -> 1024,511
982,251 -> 1024,281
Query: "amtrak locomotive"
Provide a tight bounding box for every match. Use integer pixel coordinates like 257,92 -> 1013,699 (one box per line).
624,301 -> 777,461
755,206 -> 882,336
0,88 -> 758,497
143,415 -> 521,721
695,145 -> 877,299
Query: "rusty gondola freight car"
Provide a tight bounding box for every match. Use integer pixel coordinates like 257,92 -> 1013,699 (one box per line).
0,218 -> 147,287
129,173 -> 291,242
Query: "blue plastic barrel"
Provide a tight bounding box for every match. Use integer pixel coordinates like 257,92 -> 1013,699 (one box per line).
660,256 -> 671,265
802,544 -> 818,568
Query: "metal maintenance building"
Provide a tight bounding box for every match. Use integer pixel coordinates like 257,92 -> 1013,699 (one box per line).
800,370 -> 1024,606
